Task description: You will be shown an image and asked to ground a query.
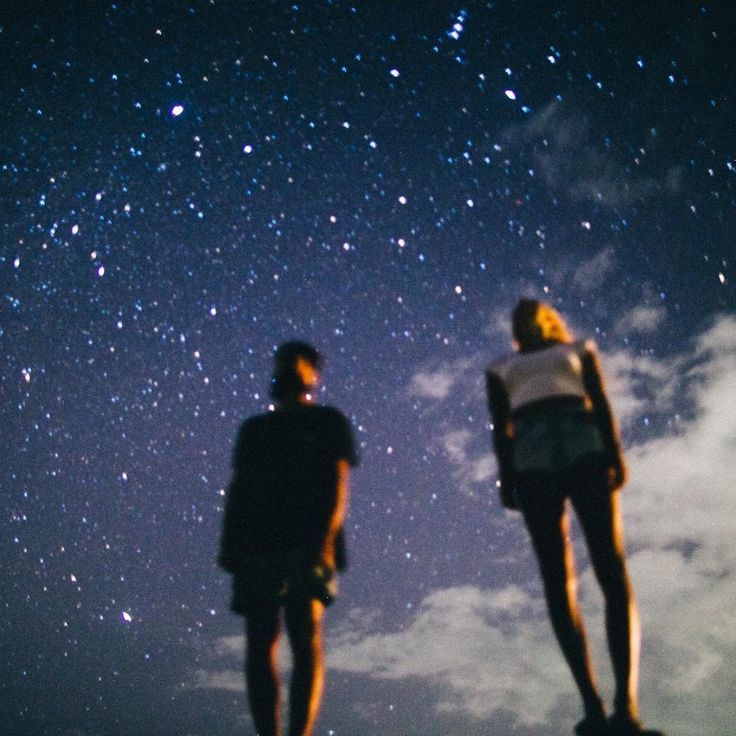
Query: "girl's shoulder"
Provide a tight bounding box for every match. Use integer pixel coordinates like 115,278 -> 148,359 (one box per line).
487,351 -> 517,378
571,338 -> 597,357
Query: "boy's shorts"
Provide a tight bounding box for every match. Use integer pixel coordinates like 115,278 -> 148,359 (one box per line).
230,551 -> 337,615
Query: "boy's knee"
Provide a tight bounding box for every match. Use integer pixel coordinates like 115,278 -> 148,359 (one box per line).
288,613 -> 319,643
286,604 -> 323,652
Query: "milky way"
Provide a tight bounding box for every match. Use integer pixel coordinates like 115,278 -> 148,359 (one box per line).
1,3 -> 734,735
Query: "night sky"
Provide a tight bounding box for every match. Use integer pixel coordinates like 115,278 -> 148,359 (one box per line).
1,2 -> 734,735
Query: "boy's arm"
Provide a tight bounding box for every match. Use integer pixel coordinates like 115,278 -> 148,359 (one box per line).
218,471 -> 245,571
320,459 -> 350,569
217,423 -> 251,571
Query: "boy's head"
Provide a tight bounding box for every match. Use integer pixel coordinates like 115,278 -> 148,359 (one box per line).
270,341 -> 323,401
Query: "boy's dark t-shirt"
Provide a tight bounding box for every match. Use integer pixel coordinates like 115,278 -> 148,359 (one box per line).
219,404 -> 357,572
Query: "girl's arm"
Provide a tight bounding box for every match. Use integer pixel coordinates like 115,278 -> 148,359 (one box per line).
485,370 -> 519,509
581,345 -> 627,490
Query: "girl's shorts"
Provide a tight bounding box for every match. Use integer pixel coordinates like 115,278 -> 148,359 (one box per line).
513,402 -> 604,474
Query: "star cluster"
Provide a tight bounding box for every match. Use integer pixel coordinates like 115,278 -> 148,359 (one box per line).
1,2 -> 733,735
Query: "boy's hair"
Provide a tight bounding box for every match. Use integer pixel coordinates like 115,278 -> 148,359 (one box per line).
273,341 -> 323,371
270,341 -> 323,401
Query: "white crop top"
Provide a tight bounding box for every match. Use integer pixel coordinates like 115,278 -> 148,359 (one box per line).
488,340 -> 594,412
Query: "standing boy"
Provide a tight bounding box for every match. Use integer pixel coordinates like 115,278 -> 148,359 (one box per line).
219,342 -> 357,736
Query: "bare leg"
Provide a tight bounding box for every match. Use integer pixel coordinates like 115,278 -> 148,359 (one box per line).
284,598 -> 325,736
245,609 -> 282,736
573,488 -> 640,721
520,485 -> 605,721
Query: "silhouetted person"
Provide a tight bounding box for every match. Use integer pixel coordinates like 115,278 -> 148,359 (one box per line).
219,342 -> 357,736
486,300 -> 664,736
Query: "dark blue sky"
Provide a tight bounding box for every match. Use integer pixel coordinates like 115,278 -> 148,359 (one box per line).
1,2 -> 734,735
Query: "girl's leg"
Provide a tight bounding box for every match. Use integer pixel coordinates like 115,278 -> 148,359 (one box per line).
519,481 -> 606,720
572,486 -> 640,722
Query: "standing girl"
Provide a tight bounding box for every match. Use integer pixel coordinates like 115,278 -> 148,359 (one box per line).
486,299 -> 663,736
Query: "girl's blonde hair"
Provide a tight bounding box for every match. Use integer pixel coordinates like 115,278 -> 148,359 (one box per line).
512,299 -> 573,352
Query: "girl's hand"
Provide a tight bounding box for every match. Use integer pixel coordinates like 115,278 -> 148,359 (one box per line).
607,456 -> 627,490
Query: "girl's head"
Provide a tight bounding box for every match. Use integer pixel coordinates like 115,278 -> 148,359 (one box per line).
511,299 -> 572,352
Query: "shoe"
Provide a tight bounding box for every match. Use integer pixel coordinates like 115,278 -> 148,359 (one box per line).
575,714 -> 610,735
608,713 -> 665,736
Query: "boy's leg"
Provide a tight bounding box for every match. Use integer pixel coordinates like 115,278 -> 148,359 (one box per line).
284,597 -> 325,736
245,607 -> 282,736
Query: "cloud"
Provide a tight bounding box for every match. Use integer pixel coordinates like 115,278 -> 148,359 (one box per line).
410,368 -> 459,400
327,584 -> 566,726
407,355 -> 495,495
191,667 -> 243,692
598,347 -> 678,429
409,358 -> 473,400
189,634 -> 244,692
622,314 -> 736,553
600,316 -> 736,734
193,316 -> 736,735
614,305 -> 667,335
501,101 -> 682,209
573,247 -> 617,291
330,314 -> 736,735
440,428 -> 494,495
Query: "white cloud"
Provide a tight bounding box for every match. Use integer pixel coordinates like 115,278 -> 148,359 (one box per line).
622,315 -> 736,556
191,668 -> 243,692
409,358 -> 473,400
484,306 -> 513,342
213,634 -> 243,657
502,101 -> 682,209
407,356 -> 495,496
330,315 -> 736,735
614,305 -> 667,335
193,317 -> 736,735
603,315 -> 736,732
573,247 -> 617,291
440,428 -> 494,495
327,585 -> 567,726
599,347 -> 678,428
189,634 -> 244,692
410,368 -> 458,400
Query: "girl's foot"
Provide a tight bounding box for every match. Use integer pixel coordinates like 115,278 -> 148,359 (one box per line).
609,712 -> 664,736
575,713 -> 610,735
